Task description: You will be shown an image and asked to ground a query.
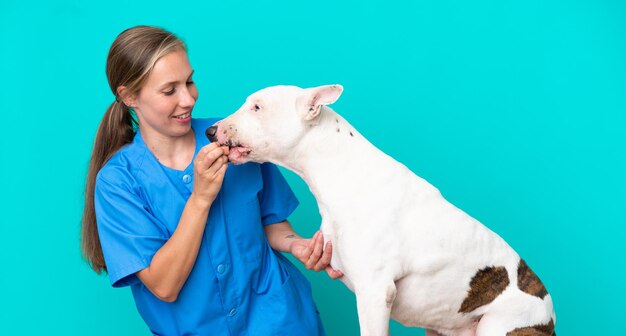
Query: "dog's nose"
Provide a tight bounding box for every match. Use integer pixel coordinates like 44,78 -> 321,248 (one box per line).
206,126 -> 218,143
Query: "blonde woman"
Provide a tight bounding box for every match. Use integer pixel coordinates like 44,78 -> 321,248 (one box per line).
81,25 -> 341,335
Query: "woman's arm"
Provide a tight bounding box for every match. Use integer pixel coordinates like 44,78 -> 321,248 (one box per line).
136,143 -> 229,302
265,221 -> 343,279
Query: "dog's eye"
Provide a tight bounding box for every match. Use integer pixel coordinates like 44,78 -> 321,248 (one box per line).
254,104 -> 261,111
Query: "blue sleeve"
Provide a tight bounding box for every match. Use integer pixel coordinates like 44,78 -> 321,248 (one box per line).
258,163 -> 299,226
94,177 -> 168,287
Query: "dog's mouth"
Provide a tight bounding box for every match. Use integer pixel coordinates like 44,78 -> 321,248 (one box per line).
205,126 -> 251,164
221,140 -> 251,164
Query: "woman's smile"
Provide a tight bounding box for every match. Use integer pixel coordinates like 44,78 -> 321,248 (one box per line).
173,111 -> 192,122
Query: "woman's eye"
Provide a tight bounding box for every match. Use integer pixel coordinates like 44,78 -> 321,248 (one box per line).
186,80 -> 194,85
164,88 -> 176,96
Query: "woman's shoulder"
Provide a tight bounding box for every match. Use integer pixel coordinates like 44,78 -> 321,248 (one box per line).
96,139 -> 149,186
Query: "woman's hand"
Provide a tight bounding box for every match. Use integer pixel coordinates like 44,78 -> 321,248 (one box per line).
265,223 -> 343,280
290,231 -> 344,280
191,143 -> 229,208
137,143 -> 229,302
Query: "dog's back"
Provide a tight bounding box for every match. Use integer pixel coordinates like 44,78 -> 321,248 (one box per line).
307,107 -> 556,335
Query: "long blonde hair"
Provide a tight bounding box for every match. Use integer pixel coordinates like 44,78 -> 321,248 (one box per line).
82,26 -> 186,273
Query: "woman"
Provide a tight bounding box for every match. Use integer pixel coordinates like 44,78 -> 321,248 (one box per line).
81,25 -> 341,335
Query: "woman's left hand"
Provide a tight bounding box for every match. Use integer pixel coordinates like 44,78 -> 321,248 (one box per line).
290,231 -> 344,280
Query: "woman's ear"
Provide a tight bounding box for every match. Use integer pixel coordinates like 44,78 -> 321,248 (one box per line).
117,85 -> 137,107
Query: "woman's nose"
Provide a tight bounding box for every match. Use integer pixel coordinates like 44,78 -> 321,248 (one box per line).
179,87 -> 196,107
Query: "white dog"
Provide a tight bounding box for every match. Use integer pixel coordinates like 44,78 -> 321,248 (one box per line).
206,85 -> 556,336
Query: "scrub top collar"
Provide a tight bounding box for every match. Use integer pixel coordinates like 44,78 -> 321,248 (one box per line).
133,121 -> 204,173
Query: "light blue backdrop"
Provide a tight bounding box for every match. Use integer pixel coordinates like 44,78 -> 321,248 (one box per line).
1,0 -> 624,334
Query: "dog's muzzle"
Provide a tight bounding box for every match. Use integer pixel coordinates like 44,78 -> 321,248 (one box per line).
206,126 -> 218,143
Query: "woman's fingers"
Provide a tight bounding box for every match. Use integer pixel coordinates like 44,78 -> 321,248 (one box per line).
191,144 -> 230,203
311,235 -> 343,278
195,144 -> 218,170
313,240 -> 334,271
296,232 -> 342,278
306,231 -> 324,269
203,146 -> 227,167
212,161 -> 228,180
197,143 -> 220,159
325,266 -> 343,280
298,231 -> 317,267
206,155 -> 228,177
196,145 -> 228,175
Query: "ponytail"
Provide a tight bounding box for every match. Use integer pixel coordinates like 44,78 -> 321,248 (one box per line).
81,25 -> 186,274
81,100 -> 136,273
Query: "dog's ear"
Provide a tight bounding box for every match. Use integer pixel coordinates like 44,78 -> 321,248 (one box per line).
299,84 -> 344,121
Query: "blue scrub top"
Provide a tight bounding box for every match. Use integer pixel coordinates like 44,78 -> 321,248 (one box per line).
94,118 -> 325,335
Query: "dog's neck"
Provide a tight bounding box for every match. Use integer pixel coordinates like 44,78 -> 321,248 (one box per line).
275,106 -> 367,175
272,106 -> 401,206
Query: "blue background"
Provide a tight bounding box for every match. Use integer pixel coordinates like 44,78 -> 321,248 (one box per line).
1,0 -> 624,334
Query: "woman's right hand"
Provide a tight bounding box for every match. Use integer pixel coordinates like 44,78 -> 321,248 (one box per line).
137,143 -> 229,302
191,143 -> 229,208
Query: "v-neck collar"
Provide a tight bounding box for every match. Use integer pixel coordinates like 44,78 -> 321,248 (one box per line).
134,121 -> 201,173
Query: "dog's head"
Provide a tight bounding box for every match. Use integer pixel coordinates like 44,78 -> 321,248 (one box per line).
206,84 -> 343,164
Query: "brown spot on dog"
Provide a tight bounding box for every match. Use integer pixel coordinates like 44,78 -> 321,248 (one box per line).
459,266 -> 509,313
507,319 -> 555,335
517,259 -> 548,299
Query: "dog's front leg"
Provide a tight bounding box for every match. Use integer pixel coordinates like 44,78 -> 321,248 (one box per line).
354,280 -> 397,336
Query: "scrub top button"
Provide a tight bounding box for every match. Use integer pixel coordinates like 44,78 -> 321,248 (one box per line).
216,264 -> 226,274
182,174 -> 191,183
228,308 -> 238,316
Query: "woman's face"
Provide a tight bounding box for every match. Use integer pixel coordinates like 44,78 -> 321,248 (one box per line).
133,49 -> 198,140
